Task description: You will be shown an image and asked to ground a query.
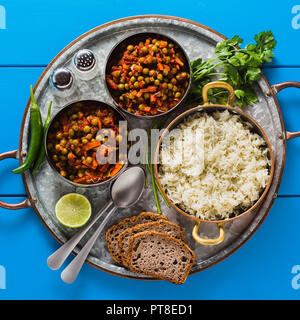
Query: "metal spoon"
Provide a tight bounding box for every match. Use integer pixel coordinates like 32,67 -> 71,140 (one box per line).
47,166 -> 145,271
60,166 -> 145,284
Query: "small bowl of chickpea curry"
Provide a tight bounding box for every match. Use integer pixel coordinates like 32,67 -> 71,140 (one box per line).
105,32 -> 191,118
45,100 -> 128,187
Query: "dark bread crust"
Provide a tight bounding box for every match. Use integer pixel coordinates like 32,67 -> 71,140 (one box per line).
127,231 -> 195,285
105,217 -> 136,263
105,212 -> 167,264
118,220 -> 185,267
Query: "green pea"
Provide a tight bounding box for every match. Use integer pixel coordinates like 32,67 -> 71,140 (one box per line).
130,76 -> 136,83
91,118 -> 99,126
149,70 -> 155,77
157,74 -> 163,81
141,46 -> 148,54
127,44 -> 134,51
163,69 -> 169,76
134,81 -> 139,88
72,139 -> 79,146
83,125 -> 91,133
138,76 -> 144,81
68,128 -> 75,137
162,48 -> 168,54
175,92 -> 182,98
86,157 -> 93,164
118,83 -> 125,90
152,45 -> 158,53
154,79 -> 160,86
142,68 -> 149,75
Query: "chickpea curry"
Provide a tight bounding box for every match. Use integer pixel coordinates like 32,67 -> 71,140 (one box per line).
106,36 -> 190,116
46,102 -> 125,185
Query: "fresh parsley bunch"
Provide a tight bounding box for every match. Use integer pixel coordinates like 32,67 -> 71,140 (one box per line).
188,31 -> 277,107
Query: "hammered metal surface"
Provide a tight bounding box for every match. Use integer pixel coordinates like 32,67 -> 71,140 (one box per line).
20,17 -> 285,278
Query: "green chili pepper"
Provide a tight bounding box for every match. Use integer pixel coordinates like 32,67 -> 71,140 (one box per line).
12,85 -> 43,174
32,100 -> 52,173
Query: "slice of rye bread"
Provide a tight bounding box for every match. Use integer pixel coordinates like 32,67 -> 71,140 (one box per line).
127,231 -> 195,285
118,220 -> 185,268
105,212 -> 168,264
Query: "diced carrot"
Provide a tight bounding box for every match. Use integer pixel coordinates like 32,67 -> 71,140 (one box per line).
163,64 -> 170,72
140,86 -> 157,94
110,163 -> 123,176
175,56 -> 184,66
83,141 -> 101,151
150,94 -> 157,103
106,77 -> 118,90
157,63 -> 164,71
73,176 -> 91,183
97,117 -> 102,130
82,159 -> 98,170
144,106 -> 151,112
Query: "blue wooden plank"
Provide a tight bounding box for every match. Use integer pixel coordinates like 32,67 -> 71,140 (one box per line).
0,0 -> 298,66
0,196 -> 299,299
0,67 -> 44,195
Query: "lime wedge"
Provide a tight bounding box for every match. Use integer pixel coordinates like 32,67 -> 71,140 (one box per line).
55,193 -> 92,228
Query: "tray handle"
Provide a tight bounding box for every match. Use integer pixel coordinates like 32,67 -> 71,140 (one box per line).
0,150 -> 31,210
267,81 -> 300,140
192,222 -> 225,246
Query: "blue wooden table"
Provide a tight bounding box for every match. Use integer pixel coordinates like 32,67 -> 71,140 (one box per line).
0,0 -> 300,300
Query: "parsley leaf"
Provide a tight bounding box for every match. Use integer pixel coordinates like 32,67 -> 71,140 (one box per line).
187,31 -> 276,107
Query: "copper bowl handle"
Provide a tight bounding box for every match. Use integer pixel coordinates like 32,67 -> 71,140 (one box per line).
267,81 -> 300,140
202,81 -> 235,107
192,222 -> 225,246
0,150 -> 31,210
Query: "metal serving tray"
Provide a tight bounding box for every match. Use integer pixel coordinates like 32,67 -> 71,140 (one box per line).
3,16 -> 292,280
